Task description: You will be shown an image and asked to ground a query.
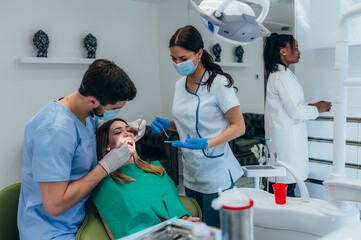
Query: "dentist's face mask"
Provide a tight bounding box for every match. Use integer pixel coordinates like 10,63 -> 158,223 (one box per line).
92,104 -> 121,121
173,54 -> 198,76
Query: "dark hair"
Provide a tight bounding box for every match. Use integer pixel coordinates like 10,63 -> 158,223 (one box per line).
78,59 -> 137,105
263,33 -> 295,81
169,25 -> 237,92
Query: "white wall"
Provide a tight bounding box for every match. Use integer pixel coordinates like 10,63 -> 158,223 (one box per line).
189,6 -> 265,114
295,0 -> 361,111
0,0 -> 173,189
157,0 -> 190,119
296,46 -> 361,109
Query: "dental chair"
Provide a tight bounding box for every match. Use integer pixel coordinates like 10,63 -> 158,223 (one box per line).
0,182 -> 21,240
76,195 -> 202,240
136,126 -> 180,185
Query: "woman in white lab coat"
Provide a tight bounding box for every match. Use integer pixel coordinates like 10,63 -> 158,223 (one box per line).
151,25 -> 245,227
264,33 -> 331,197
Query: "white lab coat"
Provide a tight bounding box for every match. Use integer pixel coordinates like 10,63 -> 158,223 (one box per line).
172,72 -> 243,194
265,64 -> 319,183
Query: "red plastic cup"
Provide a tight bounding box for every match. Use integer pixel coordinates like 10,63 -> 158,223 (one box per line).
272,183 -> 288,205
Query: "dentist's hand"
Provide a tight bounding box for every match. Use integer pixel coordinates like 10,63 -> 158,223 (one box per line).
128,118 -> 146,141
151,117 -> 170,134
171,134 -> 208,150
98,143 -> 130,174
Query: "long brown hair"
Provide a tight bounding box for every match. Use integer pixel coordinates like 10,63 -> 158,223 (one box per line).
96,118 -> 164,184
169,25 -> 237,92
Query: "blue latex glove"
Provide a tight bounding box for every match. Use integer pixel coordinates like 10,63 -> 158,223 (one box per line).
151,117 -> 170,134
172,134 -> 208,150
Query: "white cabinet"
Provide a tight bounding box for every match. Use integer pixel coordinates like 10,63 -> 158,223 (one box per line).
307,120 -> 358,141
308,141 -> 358,164
309,161 -> 358,181
295,0 -> 361,50
307,117 -> 361,210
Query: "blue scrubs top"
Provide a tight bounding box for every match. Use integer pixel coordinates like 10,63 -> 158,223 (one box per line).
18,101 -> 99,240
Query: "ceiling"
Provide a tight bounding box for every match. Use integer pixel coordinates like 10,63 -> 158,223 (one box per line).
265,0 -> 294,32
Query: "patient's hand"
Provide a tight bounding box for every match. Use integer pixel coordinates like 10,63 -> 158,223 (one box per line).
181,216 -> 200,223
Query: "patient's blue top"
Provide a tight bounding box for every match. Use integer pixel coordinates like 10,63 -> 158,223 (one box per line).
18,101 -> 99,240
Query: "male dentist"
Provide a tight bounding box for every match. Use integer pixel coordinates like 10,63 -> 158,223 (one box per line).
18,59 -> 146,240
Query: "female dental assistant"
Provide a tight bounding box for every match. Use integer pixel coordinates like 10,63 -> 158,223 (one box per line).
151,25 -> 245,227
264,33 -> 331,197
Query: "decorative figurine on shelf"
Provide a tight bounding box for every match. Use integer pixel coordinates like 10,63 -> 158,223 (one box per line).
33,30 -> 49,57
212,43 -> 222,62
235,45 -> 244,63
83,33 -> 97,58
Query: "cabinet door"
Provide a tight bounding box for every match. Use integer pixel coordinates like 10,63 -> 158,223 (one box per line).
308,141 -> 357,164
309,161 -> 357,181
307,120 -> 358,141
359,170 -> 361,211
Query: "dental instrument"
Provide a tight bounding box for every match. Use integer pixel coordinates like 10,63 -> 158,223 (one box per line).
164,141 -> 176,144
258,144 -> 263,165
274,152 -> 278,183
152,113 -> 170,139
265,138 -> 271,165
265,138 -> 271,191
273,152 -> 278,166
189,0 -> 271,45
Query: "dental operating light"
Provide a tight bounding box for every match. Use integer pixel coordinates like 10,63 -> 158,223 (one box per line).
190,0 -> 271,44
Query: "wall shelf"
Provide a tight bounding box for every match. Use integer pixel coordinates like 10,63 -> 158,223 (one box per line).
18,57 -> 94,65
217,62 -> 251,67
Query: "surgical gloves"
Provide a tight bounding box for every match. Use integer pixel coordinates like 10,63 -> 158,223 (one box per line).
128,118 -> 147,141
151,117 -> 170,134
172,134 -> 208,150
98,143 -> 130,174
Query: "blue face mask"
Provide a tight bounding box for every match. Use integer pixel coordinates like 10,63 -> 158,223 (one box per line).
173,55 -> 198,76
95,106 -> 121,121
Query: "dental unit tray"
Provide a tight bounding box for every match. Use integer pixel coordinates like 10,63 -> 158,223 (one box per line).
242,165 -> 286,177
137,222 -> 215,240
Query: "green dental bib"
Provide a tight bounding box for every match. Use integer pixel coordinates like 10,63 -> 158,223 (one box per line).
92,161 -> 190,239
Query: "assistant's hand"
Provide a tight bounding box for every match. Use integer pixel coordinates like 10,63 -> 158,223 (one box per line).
98,143 -> 130,174
171,134 -> 208,150
310,101 -> 332,113
151,117 -> 170,134
128,118 -> 146,142
181,215 -> 200,223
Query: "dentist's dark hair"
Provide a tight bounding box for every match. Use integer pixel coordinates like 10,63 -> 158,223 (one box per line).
169,25 -> 237,92
78,59 -> 137,105
263,33 -> 295,81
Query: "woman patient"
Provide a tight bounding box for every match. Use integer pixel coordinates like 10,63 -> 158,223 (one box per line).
92,118 -> 199,239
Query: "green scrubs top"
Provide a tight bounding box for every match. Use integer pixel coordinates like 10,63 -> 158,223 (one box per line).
92,161 -> 190,239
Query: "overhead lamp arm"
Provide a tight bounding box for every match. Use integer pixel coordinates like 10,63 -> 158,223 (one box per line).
215,0 -> 234,18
